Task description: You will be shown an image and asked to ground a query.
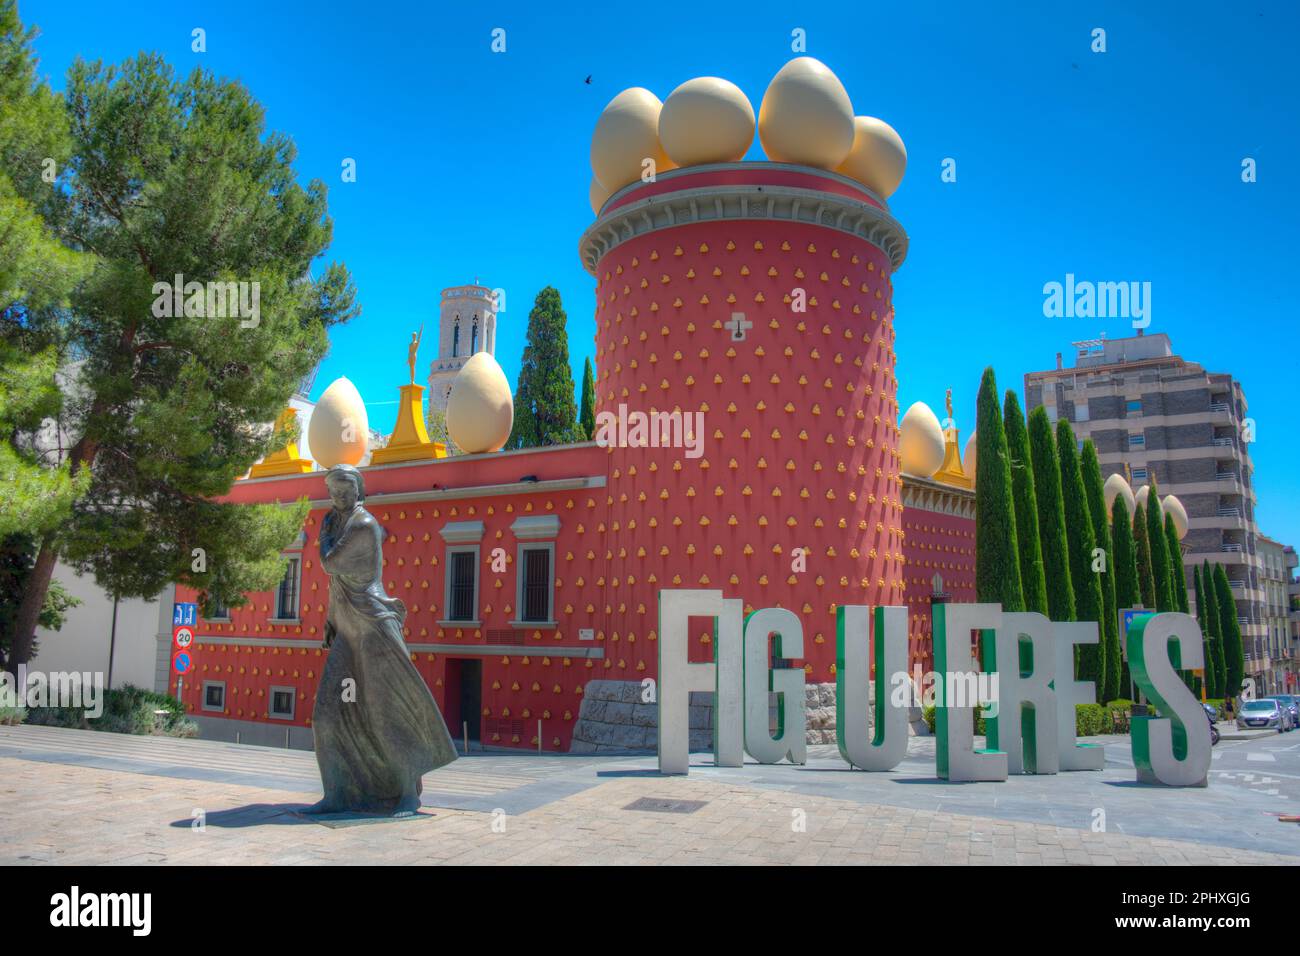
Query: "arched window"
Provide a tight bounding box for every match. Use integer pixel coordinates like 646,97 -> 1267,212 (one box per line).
471,315 -> 479,354
452,316 -> 460,357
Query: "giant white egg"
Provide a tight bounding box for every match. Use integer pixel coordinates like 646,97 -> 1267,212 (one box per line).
899,402 -> 945,478
589,176 -> 613,217
835,115 -> 907,199
1162,494 -> 1189,539
590,88 -> 675,193
658,76 -> 755,167
307,377 -> 369,468
446,352 -> 514,454
757,57 -> 854,168
1103,473 -> 1136,521
964,431 -> 978,481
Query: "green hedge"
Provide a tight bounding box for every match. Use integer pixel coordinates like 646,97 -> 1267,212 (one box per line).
923,700 -> 1136,738
25,684 -> 196,738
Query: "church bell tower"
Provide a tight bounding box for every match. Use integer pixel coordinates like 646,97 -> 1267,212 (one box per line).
427,283 -> 499,413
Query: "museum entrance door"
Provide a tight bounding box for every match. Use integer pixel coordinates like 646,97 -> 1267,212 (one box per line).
447,658 -> 482,744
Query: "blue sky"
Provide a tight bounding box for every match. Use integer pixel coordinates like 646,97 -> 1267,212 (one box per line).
23,0 -> 1299,546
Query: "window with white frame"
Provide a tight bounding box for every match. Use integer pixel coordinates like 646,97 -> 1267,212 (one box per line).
275,556 -> 302,621
440,521 -> 485,625
204,595 -> 230,621
202,681 -> 226,713
512,515 -> 559,626
518,543 -> 555,623
269,686 -> 296,720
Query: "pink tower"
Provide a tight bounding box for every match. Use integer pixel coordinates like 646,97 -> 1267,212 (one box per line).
581,162 -> 909,683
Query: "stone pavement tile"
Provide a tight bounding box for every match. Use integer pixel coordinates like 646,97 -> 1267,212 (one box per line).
4,755 -> 1298,866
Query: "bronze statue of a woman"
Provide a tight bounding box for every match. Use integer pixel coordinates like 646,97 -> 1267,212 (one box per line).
305,464 -> 456,816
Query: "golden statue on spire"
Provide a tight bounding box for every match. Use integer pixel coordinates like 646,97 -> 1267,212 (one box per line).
407,323 -> 423,385
945,388 -> 953,424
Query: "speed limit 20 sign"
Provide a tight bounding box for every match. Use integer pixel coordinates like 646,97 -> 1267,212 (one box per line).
172,625 -> 194,650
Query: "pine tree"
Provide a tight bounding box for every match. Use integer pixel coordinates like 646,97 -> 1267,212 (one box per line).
1081,443 -> 1120,702
1111,497 -> 1139,698
0,1 -> 92,542
6,43 -> 360,669
1193,564 -> 1218,698
1132,502 -> 1157,608
1027,407 -> 1075,623
1164,513 -> 1189,614
1145,480 -> 1174,612
1002,390 -> 1047,615
974,368 -> 1023,612
579,356 -> 596,441
1213,563 -> 1246,699
508,287 -> 581,448
1057,418 -> 1107,700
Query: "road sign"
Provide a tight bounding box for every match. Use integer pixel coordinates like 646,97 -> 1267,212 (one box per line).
172,650 -> 192,675
1118,607 -> 1154,659
173,602 -> 197,627
172,625 -> 194,650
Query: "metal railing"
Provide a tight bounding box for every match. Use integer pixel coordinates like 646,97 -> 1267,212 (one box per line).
1211,437 -> 1235,447
1209,402 -> 1230,413
1217,507 -> 1242,517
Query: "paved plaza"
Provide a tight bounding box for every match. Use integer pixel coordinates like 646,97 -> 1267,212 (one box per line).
2,724 -> 1298,865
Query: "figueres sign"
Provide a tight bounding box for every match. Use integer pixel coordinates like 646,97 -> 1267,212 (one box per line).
656,590 -> 1211,787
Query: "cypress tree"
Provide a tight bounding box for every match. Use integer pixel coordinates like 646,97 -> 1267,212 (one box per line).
1145,480 -> 1174,611
1056,419 -> 1107,700
579,357 -> 596,441
508,287 -> 581,448
1193,564 -> 1218,698
1202,560 -> 1227,697
1027,408 -> 1074,622
1003,391 -> 1047,616
974,368 -> 1024,612
1111,497 -> 1139,698
1160,511 -> 1195,692
1213,564 -> 1246,699
1164,513 -> 1189,614
1080,443 -> 1120,702
1132,502 -> 1157,608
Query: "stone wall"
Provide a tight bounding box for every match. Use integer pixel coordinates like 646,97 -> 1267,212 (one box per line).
570,680 -> 715,754
569,678 -> 929,755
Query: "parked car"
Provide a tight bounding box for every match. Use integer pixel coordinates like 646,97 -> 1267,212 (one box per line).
1203,703 -> 1220,746
1265,695 -> 1300,732
1237,698 -> 1288,733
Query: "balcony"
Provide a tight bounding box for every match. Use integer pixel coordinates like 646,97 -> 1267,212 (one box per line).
1209,402 -> 1230,413
1217,507 -> 1242,517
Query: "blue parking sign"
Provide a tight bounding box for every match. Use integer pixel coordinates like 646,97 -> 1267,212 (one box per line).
173,602 -> 197,626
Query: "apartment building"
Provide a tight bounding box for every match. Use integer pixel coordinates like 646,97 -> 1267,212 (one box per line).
1024,332 -> 1266,671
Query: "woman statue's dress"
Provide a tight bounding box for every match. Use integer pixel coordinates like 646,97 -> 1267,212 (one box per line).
310,503 -> 456,814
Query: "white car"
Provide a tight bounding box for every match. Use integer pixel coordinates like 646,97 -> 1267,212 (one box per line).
1237,699 -> 1290,733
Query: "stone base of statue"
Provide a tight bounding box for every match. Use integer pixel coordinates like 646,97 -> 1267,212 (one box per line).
306,464 -> 457,817
292,808 -> 437,828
